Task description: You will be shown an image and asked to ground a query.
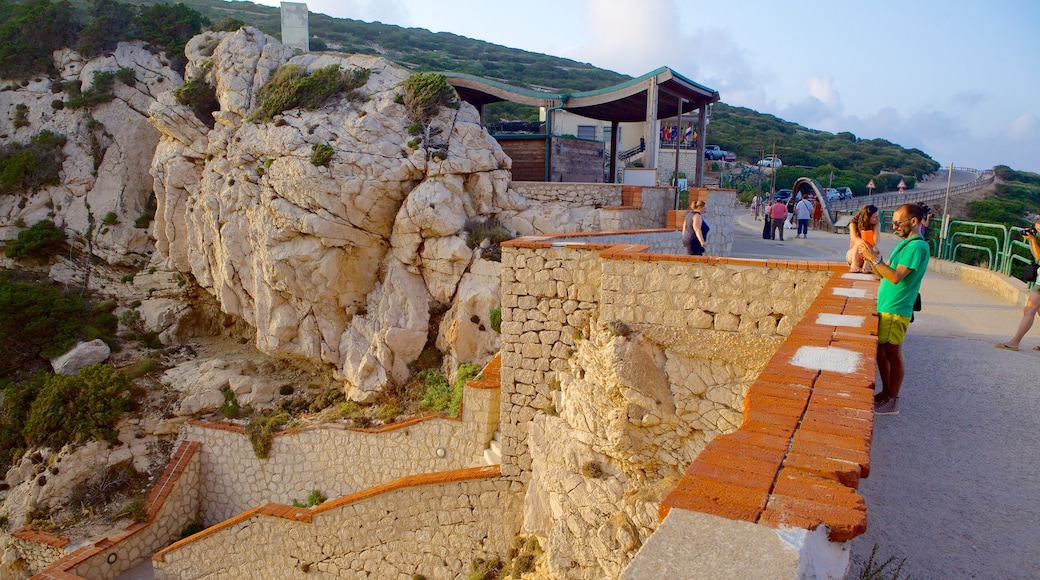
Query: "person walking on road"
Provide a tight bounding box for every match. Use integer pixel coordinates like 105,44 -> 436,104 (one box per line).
856,203 -> 930,415
995,220 -> 1040,351
769,199 -> 787,241
795,196 -> 813,238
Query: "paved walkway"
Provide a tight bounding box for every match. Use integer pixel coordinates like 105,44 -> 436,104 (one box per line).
732,212 -> 1040,578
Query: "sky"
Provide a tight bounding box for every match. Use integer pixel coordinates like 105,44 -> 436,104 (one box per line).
255,0 -> 1040,174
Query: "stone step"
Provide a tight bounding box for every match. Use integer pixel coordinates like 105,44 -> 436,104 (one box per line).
482,431 -> 501,465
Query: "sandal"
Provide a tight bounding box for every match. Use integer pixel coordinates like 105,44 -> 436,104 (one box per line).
1033,346 -> 1040,351
994,343 -> 1019,351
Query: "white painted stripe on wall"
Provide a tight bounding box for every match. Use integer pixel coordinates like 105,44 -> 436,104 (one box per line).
791,346 -> 861,373
815,314 -> 866,327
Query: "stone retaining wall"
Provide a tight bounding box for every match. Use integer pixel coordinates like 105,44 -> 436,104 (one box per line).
153,467 -> 523,579
511,181 -> 622,207
8,530 -> 68,577
26,440 -> 202,580
497,239 -> 830,481
178,381 -> 499,526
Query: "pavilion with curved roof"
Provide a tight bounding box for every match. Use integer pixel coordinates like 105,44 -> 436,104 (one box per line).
443,67 -> 720,185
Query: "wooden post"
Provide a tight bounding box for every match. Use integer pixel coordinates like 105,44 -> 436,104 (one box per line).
643,77 -> 658,179
694,103 -> 707,188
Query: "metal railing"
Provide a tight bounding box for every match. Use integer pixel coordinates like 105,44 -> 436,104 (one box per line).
825,168 -> 994,213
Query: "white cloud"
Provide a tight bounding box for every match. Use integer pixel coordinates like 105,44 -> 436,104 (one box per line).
1008,113 -> 1038,142
806,76 -> 841,113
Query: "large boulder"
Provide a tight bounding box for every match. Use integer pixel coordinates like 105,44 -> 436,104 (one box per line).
50,339 -> 112,376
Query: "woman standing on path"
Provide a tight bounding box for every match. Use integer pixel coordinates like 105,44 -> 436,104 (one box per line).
682,200 -> 710,255
848,204 -> 881,272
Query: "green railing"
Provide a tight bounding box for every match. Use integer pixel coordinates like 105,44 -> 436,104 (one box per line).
927,218 -> 1036,284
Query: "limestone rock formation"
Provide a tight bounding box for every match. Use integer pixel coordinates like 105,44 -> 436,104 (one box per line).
145,28 -> 555,400
0,42 -> 181,266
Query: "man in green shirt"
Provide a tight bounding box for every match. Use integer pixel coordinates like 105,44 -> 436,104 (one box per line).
856,203 -> 930,415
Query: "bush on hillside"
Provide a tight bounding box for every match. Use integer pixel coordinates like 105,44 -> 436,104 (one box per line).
402,72 -> 457,124
132,3 -> 209,73
0,272 -> 120,384
0,130 -> 67,195
173,63 -> 219,127
0,0 -> 81,78
4,220 -> 66,260
249,63 -> 370,123
0,364 -> 132,468
76,0 -> 136,57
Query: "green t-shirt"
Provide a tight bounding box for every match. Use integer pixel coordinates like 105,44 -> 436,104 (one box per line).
877,235 -> 930,318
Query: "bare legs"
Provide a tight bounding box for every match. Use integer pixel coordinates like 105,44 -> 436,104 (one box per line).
876,342 -> 904,401
998,291 -> 1040,349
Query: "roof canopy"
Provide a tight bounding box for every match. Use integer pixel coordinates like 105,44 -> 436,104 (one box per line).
444,66 -> 719,123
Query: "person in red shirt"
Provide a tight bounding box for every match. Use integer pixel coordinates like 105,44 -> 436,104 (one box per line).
769,199 -> 788,241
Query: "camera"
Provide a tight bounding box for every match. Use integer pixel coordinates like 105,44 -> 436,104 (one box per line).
1025,227 -> 1038,238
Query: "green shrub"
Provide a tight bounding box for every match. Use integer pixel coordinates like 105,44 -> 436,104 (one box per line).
51,99 -> 64,111
174,65 -> 219,128
180,521 -> 204,538
403,72 -> 457,124
0,365 -> 132,467
456,362 -> 481,389
0,130 -> 67,195
489,308 -> 502,333
4,220 -> 66,260
463,217 -> 513,262
245,410 -> 291,458
291,489 -> 326,508
115,67 -> 136,86
103,211 -> 118,225
66,70 -> 117,109
13,104 -> 28,128
120,274 -> 134,283
310,142 -> 334,166
0,0 -> 80,78
0,274 -> 125,377
218,385 -> 240,418
134,211 -> 154,228
116,500 -> 147,523
419,368 -> 465,417
133,3 -> 210,74
210,17 -> 244,32
250,64 -> 369,123
467,558 -> 504,580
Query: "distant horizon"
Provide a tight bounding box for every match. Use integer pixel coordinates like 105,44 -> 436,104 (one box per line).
251,0 -> 1040,176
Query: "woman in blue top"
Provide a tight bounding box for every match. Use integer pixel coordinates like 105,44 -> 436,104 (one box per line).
682,200 -> 710,255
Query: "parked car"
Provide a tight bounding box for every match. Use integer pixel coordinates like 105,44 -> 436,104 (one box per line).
757,157 -> 782,168
770,189 -> 793,203
703,145 -> 725,160
824,188 -> 841,201
723,151 -> 736,162
835,187 -> 853,199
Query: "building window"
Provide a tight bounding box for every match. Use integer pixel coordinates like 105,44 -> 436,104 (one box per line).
576,125 -> 596,140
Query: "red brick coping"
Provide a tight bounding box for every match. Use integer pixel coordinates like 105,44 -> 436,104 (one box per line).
503,233 -> 877,543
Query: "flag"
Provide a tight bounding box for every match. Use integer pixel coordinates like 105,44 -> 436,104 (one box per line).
683,123 -> 693,143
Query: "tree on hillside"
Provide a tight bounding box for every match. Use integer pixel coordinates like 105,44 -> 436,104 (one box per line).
77,0 -> 138,57
0,0 -> 80,78
132,2 -> 209,73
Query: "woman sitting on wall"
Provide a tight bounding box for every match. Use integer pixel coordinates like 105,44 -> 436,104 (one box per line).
847,204 -> 881,272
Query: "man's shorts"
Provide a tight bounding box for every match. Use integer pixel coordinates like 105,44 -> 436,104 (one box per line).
877,312 -> 910,345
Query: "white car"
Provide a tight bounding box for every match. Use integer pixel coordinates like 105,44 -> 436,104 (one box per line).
757,157 -> 782,168
824,188 -> 841,201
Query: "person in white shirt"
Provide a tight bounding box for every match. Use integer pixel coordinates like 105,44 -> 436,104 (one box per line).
795,196 -> 814,238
